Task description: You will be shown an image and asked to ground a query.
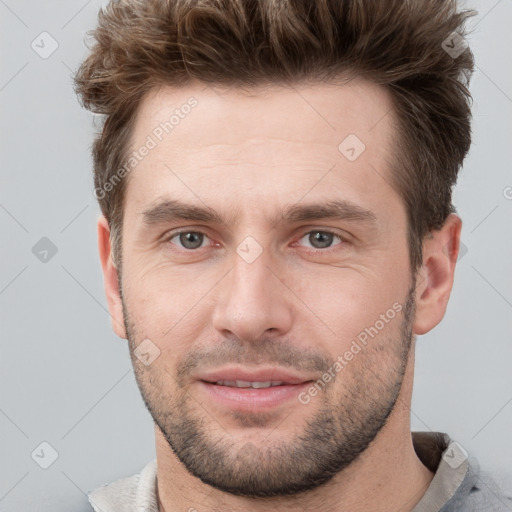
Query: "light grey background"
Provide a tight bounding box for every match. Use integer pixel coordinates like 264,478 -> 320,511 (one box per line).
0,1 -> 511,510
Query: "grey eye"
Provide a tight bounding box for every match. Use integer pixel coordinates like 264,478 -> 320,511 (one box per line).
299,231 -> 341,249
171,231 -> 207,250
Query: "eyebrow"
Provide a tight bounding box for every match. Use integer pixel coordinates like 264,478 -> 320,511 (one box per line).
140,198 -> 378,229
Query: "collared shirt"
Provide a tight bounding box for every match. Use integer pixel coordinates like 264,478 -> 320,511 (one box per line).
87,431 -> 512,512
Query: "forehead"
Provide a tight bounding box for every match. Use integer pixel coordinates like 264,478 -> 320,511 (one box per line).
123,77 -> 400,224
132,77 -> 395,150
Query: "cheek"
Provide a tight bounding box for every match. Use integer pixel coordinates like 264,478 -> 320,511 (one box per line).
122,267 -> 216,349
288,265 -> 403,350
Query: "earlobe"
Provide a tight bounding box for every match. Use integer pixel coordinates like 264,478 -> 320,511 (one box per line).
412,214 -> 462,336
97,215 -> 127,339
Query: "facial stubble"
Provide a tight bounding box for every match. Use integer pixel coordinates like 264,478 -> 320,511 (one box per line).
122,280 -> 416,498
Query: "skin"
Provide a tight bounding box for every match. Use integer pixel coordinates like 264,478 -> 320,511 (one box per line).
98,77 -> 462,512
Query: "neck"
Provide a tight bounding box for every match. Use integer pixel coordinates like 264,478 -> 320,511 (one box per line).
155,343 -> 434,512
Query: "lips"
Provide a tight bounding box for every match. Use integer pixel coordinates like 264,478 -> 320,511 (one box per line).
198,367 -> 313,387
195,367 -> 315,411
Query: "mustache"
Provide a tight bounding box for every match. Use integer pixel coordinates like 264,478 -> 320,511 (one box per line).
175,337 -> 332,385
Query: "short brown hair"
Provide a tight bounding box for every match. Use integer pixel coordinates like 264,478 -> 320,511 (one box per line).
74,0 -> 476,275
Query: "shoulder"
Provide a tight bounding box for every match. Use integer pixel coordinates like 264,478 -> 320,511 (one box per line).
441,456 -> 512,512
411,431 -> 512,512
86,459 -> 158,512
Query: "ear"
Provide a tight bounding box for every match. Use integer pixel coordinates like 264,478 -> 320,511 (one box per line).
412,213 -> 462,335
98,215 -> 127,339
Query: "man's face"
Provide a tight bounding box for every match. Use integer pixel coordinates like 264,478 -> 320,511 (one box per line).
116,78 -> 416,496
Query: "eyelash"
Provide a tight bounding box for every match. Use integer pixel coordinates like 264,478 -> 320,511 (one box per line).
163,228 -> 347,253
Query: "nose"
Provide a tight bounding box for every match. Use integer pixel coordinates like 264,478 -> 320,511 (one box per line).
212,247 -> 294,343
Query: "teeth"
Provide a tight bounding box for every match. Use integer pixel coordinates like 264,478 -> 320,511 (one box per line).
250,381 -> 272,388
215,380 -> 284,388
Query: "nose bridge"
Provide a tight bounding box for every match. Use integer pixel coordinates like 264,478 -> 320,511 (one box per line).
231,248 -> 270,301
212,242 -> 293,341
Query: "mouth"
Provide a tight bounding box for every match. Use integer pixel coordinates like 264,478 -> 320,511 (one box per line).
203,380 -> 293,389
195,367 -> 316,410
197,367 -> 313,386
